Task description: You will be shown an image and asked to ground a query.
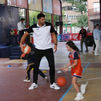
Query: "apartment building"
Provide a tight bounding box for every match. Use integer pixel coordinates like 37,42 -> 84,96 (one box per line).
62,1 -> 81,33
62,1 -> 81,24
87,0 -> 100,32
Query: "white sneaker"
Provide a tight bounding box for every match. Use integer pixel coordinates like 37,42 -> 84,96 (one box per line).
80,81 -> 88,95
23,79 -> 31,82
50,83 -> 60,90
74,92 -> 84,100
94,53 -> 100,56
28,83 -> 38,90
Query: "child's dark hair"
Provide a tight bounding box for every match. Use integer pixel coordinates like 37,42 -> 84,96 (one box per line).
66,40 -> 80,52
37,13 -> 45,19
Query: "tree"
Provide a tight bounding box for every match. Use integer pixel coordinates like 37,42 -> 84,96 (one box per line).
72,14 -> 88,27
29,11 -> 52,25
63,0 -> 87,14
63,0 -> 87,3
75,2 -> 87,14
29,11 -> 40,26
29,11 -> 59,28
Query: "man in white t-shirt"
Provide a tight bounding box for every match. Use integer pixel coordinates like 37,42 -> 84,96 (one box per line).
20,13 -> 60,90
17,18 -> 25,42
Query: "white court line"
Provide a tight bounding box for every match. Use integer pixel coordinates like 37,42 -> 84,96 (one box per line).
87,77 -> 101,81
80,77 -> 101,82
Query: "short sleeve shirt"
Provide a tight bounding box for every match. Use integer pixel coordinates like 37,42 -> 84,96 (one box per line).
26,22 -> 55,50
69,51 -> 79,60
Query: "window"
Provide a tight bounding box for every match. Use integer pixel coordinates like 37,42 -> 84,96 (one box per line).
93,2 -> 100,12
67,6 -> 72,10
62,6 -> 72,11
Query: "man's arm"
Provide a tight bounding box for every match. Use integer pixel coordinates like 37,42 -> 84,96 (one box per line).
77,30 -> 81,39
50,23 -> 58,52
20,32 -> 29,52
51,32 -> 57,52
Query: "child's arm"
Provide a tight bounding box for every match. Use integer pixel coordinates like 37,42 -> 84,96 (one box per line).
65,61 -> 71,68
61,60 -> 78,72
60,61 -> 71,72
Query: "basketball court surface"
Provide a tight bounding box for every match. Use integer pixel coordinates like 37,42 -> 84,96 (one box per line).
0,42 -> 101,101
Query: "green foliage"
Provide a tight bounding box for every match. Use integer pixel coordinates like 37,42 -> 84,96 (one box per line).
64,0 -> 87,2
72,14 -> 88,27
29,11 -> 40,26
29,11 -> 59,27
72,23 -> 77,26
75,2 -> 87,14
54,15 -> 59,25
29,11 -> 52,25
45,13 -> 51,22
63,0 -> 87,14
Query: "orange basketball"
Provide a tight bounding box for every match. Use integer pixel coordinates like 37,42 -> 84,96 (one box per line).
23,45 -> 31,54
56,77 -> 67,87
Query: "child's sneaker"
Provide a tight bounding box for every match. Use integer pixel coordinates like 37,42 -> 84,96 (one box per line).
23,79 -> 31,82
74,92 -> 84,100
50,83 -> 60,90
80,81 -> 88,94
28,83 -> 38,90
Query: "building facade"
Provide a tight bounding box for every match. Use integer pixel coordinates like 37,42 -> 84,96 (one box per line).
62,1 -> 81,33
87,0 -> 100,32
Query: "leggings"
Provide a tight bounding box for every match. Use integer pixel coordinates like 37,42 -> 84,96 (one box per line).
26,53 -> 46,80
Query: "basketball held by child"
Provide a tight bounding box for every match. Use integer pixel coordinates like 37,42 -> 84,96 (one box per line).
56,77 -> 67,87
21,45 -> 31,58
23,45 -> 31,54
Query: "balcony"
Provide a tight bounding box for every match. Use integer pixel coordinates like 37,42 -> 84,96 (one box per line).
88,8 -> 100,20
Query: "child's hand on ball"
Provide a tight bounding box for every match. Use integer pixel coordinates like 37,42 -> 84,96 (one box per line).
60,67 -> 68,72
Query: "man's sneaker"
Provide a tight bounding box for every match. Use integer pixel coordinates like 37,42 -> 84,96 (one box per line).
74,92 -> 84,100
50,83 -> 60,90
23,79 -> 31,83
28,83 -> 38,90
80,81 -> 88,95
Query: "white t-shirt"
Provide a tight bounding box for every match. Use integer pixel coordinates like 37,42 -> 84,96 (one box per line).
27,22 -> 55,50
17,21 -> 25,31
